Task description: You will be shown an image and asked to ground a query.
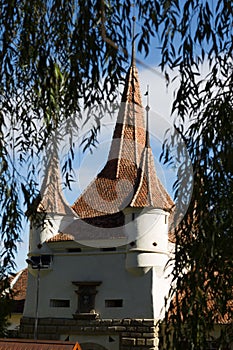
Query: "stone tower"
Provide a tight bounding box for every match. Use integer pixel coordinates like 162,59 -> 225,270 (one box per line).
21,56 -> 174,350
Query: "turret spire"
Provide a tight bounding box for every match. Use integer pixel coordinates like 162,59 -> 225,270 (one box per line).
72,57 -> 146,222
145,85 -> 150,148
37,144 -> 74,216
72,50 -> 174,227
131,15 -> 136,67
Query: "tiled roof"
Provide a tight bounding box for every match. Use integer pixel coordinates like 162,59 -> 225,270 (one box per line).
37,148 -> 75,216
47,232 -> 75,242
10,268 -> 28,301
0,339 -> 81,350
170,280 -> 233,325
130,146 -> 174,208
4,269 -> 28,314
48,213 -> 126,242
71,62 -> 174,230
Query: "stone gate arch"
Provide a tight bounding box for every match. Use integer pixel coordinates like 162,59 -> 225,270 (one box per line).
80,343 -> 109,350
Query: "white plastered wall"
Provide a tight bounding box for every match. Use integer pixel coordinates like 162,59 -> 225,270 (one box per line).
23,250 -> 153,320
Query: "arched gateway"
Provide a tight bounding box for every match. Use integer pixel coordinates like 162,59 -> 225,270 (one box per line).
80,343 -> 108,350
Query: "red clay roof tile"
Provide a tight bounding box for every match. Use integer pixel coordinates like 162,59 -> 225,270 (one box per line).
0,338 -> 81,350
47,232 -> 75,242
38,149 -> 75,216
71,63 -> 174,231
10,269 -> 28,301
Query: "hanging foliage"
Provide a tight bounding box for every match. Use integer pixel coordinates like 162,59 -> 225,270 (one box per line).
0,1 -> 232,346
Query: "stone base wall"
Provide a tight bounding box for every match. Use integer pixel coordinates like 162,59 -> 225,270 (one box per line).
20,317 -> 160,349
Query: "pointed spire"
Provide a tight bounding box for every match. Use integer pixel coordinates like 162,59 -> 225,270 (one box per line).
105,16 -> 146,179
145,85 -> 150,148
72,48 -> 174,225
129,145 -> 173,209
38,146 -> 75,216
72,37 -> 173,228
106,57 -> 145,180
131,15 -> 136,67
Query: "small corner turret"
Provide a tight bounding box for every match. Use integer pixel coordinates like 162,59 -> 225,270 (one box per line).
28,145 -> 77,256
120,59 -> 174,275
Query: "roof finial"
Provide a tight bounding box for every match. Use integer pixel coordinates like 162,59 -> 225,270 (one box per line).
131,14 -> 136,66
145,85 -> 150,147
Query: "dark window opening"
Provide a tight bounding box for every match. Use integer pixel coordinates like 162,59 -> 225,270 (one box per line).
11,299 -> 25,313
72,281 -> 102,318
30,256 -> 40,266
30,255 -> 52,268
105,299 -> 123,308
67,248 -> 82,253
50,299 -> 70,308
41,255 -> 52,266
